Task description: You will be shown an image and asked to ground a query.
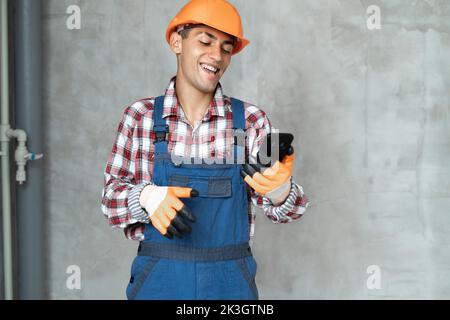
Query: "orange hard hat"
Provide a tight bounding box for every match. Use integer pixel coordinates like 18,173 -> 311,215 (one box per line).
165,0 -> 250,55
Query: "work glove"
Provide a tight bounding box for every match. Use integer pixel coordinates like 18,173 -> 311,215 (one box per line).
139,185 -> 198,239
241,148 -> 295,205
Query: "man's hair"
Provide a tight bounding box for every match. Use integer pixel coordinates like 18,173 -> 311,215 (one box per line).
179,28 -> 192,40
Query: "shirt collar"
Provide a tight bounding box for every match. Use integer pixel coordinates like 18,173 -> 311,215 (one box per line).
161,76 -> 230,120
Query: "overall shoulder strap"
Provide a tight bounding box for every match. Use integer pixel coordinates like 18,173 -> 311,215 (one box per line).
231,97 -> 246,131
230,98 -> 246,163
152,96 -> 169,154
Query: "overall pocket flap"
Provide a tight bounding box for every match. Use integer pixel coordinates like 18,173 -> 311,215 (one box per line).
168,175 -> 232,198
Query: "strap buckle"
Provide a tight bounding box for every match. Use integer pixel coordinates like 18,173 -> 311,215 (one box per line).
154,125 -> 169,143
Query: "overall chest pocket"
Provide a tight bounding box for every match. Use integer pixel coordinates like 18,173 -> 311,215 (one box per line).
168,174 -> 232,198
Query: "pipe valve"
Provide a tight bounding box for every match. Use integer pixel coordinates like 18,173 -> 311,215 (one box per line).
5,128 -> 43,184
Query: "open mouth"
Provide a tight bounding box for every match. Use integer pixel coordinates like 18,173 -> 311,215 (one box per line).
200,63 -> 220,75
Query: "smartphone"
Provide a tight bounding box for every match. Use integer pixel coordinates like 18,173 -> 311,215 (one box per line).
257,133 -> 294,166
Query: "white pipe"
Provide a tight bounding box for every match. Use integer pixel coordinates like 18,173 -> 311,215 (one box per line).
1,0 -> 14,300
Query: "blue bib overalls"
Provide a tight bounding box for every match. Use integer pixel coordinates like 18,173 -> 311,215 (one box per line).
126,96 -> 259,300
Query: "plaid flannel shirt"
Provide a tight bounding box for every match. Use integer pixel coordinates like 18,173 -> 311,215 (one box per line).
101,77 -> 309,241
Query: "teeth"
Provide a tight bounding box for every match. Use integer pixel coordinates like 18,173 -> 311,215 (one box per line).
201,63 -> 218,73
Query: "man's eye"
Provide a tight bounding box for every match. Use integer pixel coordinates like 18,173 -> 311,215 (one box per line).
199,41 -> 210,46
223,47 -> 233,54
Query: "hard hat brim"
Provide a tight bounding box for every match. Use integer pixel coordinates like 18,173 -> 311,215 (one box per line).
166,22 -> 249,55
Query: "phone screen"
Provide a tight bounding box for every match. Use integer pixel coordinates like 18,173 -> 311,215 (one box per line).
257,133 -> 294,166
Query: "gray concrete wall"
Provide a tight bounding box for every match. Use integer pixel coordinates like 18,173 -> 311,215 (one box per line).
41,0 -> 450,299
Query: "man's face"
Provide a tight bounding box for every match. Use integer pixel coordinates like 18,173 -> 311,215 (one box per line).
174,26 -> 235,94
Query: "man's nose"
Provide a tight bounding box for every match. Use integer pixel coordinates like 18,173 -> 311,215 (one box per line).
208,43 -> 222,62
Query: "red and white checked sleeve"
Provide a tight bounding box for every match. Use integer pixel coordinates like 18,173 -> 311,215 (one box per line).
101,104 -> 152,231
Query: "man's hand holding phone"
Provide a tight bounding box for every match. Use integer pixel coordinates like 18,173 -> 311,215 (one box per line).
241,133 -> 295,205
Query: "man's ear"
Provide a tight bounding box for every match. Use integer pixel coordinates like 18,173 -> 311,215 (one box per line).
169,32 -> 182,54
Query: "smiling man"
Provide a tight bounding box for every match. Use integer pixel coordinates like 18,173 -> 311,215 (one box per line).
101,0 -> 309,300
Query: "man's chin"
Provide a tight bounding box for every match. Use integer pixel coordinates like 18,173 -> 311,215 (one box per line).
198,82 -> 219,94
198,73 -> 221,89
